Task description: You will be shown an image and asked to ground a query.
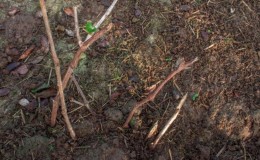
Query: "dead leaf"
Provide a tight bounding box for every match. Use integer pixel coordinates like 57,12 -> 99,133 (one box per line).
146,121 -> 159,139
63,7 -> 74,17
19,45 -> 35,60
35,88 -> 57,98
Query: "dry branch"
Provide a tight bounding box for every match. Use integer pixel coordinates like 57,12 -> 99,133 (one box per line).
123,57 -> 198,128
73,6 -> 82,46
39,0 -> 76,139
150,93 -> 188,149
72,74 -> 94,114
50,23 -> 113,126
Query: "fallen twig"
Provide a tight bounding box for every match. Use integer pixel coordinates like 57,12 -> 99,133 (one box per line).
39,0 -> 76,140
150,93 -> 188,149
51,23 -> 113,126
72,74 -> 94,114
85,0 -> 119,41
123,57 -> 198,128
73,6 -> 82,46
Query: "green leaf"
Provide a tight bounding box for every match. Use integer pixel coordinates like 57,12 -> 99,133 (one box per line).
165,57 -> 172,62
129,118 -> 136,128
31,83 -> 50,94
192,93 -> 199,101
85,21 -> 97,34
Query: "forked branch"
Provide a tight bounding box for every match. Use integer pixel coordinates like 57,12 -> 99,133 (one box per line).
123,57 -> 198,128
50,23 -> 113,126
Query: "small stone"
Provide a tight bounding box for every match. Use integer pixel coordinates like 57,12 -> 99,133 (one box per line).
65,29 -> 75,37
201,30 -> 209,41
6,47 -> 19,56
210,56 -> 217,62
101,0 -> 110,7
0,88 -> 10,97
130,151 -> 136,158
0,57 -> 8,69
35,10 -> 43,18
5,62 -> 21,72
172,88 -> 181,100
19,98 -> 30,107
197,145 -> 211,159
132,17 -> 139,23
55,25 -> 65,32
104,108 -> 123,122
74,120 -> 95,137
135,9 -> 142,17
179,5 -> 191,12
14,64 -> 29,75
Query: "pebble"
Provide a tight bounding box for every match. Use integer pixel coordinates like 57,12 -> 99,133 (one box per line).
210,56 -> 217,62
14,64 -> 29,75
65,29 -> 75,37
132,17 -> 139,23
104,108 -> 123,122
135,9 -> 142,17
0,88 -> 10,97
18,98 -> 30,107
201,30 -> 209,41
6,47 -> 19,56
172,88 -> 181,100
179,5 -> 191,12
0,57 -> 8,69
101,0 -> 110,7
35,10 -> 43,18
5,62 -> 21,72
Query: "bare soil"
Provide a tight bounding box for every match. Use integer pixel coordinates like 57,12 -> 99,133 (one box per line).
0,0 -> 259,159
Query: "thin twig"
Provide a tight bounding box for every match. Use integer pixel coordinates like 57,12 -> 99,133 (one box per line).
70,99 -> 85,106
123,57 -> 198,128
85,0 -> 119,41
150,93 -> 188,149
72,74 -> 94,114
39,0 -> 76,139
73,6 -> 82,46
50,23 -> 113,126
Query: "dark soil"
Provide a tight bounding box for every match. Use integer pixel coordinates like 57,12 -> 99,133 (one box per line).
0,0 -> 259,160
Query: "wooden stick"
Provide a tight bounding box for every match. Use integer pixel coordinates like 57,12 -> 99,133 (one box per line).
72,74 -> 94,114
85,0 -> 119,41
50,23 -> 113,126
39,0 -> 76,140
73,6 -> 82,46
150,93 -> 188,149
123,57 -> 198,128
